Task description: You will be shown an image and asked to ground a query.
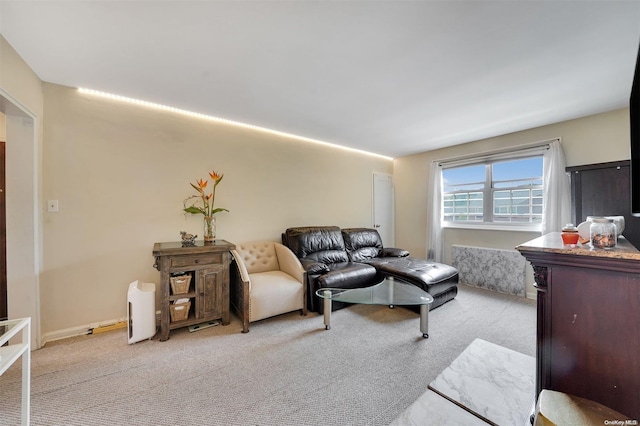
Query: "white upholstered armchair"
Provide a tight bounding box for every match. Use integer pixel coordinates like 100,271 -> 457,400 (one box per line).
231,241 -> 307,333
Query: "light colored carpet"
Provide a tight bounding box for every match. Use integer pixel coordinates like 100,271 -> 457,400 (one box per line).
0,284 -> 536,426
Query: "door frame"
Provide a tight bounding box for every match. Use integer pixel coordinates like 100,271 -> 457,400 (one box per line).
0,88 -> 41,348
0,141 -> 5,321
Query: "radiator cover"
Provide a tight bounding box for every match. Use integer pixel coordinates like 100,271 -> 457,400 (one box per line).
451,245 -> 526,296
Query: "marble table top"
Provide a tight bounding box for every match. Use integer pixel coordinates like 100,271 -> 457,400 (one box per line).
389,389 -> 487,426
428,338 -> 535,426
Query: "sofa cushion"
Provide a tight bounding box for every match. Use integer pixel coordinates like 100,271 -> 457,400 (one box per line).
236,241 -> 280,274
304,249 -> 349,265
342,228 -> 410,261
284,226 -> 348,263
342,228 -> 383,261
250,270 -> 304,322
317,262 -> 378,288
367,257 -> 459,286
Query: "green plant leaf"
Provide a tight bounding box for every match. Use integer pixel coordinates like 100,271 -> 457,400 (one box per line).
183,206 -> 205,215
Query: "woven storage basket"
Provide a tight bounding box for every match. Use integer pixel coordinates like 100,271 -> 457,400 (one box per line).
170,299 -> 191,322
170,275 -> 191,294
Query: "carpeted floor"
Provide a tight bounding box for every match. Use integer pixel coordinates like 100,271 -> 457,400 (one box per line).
0,284 -> 536,426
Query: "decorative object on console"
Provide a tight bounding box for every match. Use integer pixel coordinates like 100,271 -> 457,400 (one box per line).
576,216 -> 624,246
179,231 -> 197,246
589,217 -> 617,249
587,215 -> 624,236
183,169 -> 229,242
203,215 -> 216,243
560,223 -> 579,246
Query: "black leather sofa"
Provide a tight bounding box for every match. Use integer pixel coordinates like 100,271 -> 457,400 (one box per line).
282,226 -> 459,313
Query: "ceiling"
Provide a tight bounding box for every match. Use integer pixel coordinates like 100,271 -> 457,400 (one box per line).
1,1 -> 639,158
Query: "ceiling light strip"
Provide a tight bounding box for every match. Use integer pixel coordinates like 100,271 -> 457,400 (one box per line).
78,88 -> 393,161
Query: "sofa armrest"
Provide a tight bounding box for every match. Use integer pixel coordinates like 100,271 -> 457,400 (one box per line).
300,259 -> 330,275
383,247 -> 410,257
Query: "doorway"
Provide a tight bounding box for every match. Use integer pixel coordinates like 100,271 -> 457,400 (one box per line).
372,172 -> 395,246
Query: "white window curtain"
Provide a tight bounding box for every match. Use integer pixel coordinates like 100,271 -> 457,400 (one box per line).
427,160 -> 443,262
542,140 -> 571,234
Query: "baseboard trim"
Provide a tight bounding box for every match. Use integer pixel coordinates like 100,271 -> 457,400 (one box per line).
42,316 -> 127,346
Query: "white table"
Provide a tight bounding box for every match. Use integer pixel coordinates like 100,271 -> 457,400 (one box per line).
0,317 -> 31,425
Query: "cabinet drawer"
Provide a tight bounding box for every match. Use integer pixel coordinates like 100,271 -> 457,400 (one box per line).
170,253 -> 222,267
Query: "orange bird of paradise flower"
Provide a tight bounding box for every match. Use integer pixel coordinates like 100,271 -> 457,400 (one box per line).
183,170 -> 229,217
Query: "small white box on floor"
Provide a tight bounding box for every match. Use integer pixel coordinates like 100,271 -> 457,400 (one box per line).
127,280 -> 156,344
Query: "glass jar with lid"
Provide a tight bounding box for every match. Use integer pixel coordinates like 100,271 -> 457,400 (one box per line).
590,218 -> 617,249
561,223 -> 580,246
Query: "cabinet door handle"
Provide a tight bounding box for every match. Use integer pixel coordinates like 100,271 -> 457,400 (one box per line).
200,292 -> 205,297
195,259 -> 200,264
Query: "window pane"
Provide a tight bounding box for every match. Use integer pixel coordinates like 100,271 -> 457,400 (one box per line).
512,189 -> 530,198
443,165 -> 485,193
493,178 -> 543,189
493,157 -> 543,182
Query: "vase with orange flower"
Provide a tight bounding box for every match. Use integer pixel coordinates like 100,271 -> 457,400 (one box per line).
183,170 -> 229,243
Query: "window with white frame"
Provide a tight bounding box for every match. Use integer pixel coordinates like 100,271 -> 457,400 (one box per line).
442,156 -> 544,225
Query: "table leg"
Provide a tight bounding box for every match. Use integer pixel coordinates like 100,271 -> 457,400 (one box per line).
323,296 -> 332,330
420,304 -> 429,338
22,321 -> 31,426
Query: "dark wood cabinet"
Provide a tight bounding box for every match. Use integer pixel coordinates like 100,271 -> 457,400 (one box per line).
567,160 -> 640,248
517,233 -> 640,419
153,240 -> 235,341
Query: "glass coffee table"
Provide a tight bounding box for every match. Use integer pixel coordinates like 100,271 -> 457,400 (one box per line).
315,277 -> 434,338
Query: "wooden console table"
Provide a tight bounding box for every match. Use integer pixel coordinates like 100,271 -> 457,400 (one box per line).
517,233 -> 640,419
153,240 -> 235,341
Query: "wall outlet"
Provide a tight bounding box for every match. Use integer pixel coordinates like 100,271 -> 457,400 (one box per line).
47,200 -> 59,212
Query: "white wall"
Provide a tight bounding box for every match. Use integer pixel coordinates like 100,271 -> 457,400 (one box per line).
394,108 -> 631,296
40,83 -> 393,339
